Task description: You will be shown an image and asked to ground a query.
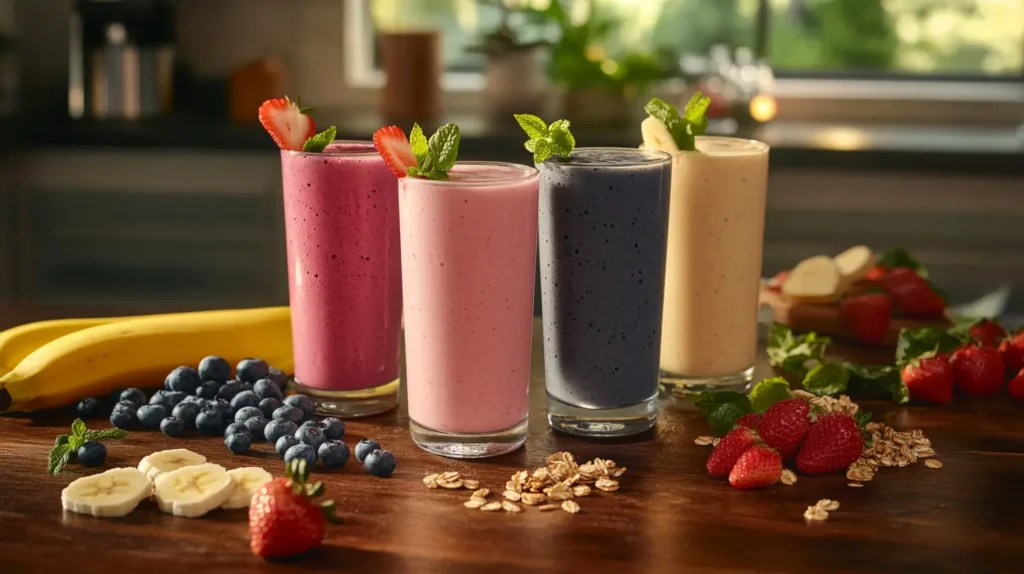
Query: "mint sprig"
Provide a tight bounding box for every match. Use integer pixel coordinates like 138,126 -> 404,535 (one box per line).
407,122 -> 460,181
643,92 -> 711,152
47,418 -> 128,474
302,125 -> 337,153
514,114 -> 576,164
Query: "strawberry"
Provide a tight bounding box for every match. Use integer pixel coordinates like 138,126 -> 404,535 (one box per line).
795,413 -> 863,475
901,354 -> 954,404
258,96 -> 316,151
249,459 -> 338,559
968,319 -> 1007,348
951,344 -> 1005,396
998,331 -> 1024,376
373,125 -> 417,178
734,413 -> 762,429
728,446 -> 782,489
706,427 -> 758,477
765,270 -> 789,292
755,398 -> 810,460
839,293 -> 892,343
881,267 -> 946,319
863,265 -> 887,282
1008,368 -> 1024,402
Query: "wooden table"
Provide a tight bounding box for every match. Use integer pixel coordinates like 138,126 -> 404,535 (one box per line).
1,319 -> 1023,573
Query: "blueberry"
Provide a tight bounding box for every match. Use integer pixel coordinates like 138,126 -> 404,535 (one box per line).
272,405 -> 304,424
110,407 -> 137,430
180,395 -> 205,405
198,355 -> 231,383
165,366 -> 202,394
171,402 -> 201,427
136,404 -> 167,429
284,443 -> 316,466
76,398 -> 100,419
363,449 -> 396,478
224,422 -> 250,438
244,416 -> 269,441
163,391 -> 187,407
354,439 -> 381,462
230,390 -> 260,412
318,418 -> 345,441
113,400 -> 136,413
234,406 -> 263,424
253,379 -> 283,401
294,425 -> 325,451
318,441 -> 350,469
160,416 -> 186,437
283,394 -> 315,420
264,419 -> 298,444
148,391 -> 172,410
236,358 -> 270,384
275,435 -> 300,457
267,367 -> 288,389
195,380 -> 220,399
195,410 -> 225,435
241,382 -> 255,393
207,398 -> 232,417
298,420 -> 317,431
225,432 -> 252,454
77,441 -> 107,466
258,397 -> 281,419
119,388 -> 147,407
217,381 -> 243,401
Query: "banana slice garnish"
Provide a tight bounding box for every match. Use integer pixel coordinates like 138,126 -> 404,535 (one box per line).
640,116 -> 680,153
154,463 -> 234,518
138,448 -> 207,482
61,467 -> 153,518
221,467 -> 274,509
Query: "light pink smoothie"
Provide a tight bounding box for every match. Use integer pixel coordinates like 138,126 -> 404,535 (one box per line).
280,142 -> 402,392
399,162 -> 539,434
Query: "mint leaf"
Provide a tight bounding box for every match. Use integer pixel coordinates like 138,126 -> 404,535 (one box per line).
877,247 -> 927,277
68,435 -> 84,450
802,363 -> 850,396
407,166 -> 422,178
683,91 -> 711,136
71,418 -> 87,438
895,326 -> 962,366
693,391 -> 751,419
644,97 -> 694,151
514,114 -> 548,140
766,323 -> 830,380
302,126 -> 337,153
409,123 -> 429,163
845,363 -> 909,404
749,377 -> 792,412
547,119 -> 575,156
427,123 -> 460,173
54,434 -> 70,447
48,444 -> 73,475
707,403 -> 749,436
82,428 -> 129,441
514,115 -> 575,164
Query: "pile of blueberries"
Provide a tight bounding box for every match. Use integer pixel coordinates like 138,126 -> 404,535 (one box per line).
75,356 -> 396,478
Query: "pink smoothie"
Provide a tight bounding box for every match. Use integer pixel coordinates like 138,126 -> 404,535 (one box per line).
280,142 -> 402,391
399,162 -> 539,434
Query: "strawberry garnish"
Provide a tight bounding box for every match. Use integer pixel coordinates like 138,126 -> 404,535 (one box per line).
968,319 -> 1007,348
795,413 -> 863,475
839,293 -> 892,343
728,446 -> 782,489
373,125 -> 417,178
951,344 -> 1005,396
901,354 -> 954,404
259,96 -> 316,151
706,427 -> 758,477
881,267 -> 946,319
249,459 -> 339,559
755,398 -> 810,460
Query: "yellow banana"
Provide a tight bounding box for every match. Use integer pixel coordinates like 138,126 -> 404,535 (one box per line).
0,307 -> 292,413
0,316 -> 137,375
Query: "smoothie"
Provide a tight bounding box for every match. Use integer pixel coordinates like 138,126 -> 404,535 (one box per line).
399,162 -> 538,457
280,142 -> 402,416
538,148 -> 672,436
658,136 -> 769,388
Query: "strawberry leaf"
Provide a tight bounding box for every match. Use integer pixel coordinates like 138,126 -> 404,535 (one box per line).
320,500 -> 343,524
306,482 -> 325,498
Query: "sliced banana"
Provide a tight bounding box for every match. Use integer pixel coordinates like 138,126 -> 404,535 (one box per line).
833,245 -> 876,285
154,463 -> 234,518
782,255 -> 842,302
62,467 -> 153,518
221,467 -> 274,510
138,448 -> 207,482
640,116 -> 680,153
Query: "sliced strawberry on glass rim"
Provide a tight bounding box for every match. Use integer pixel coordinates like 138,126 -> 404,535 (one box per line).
259,96 -> 316,151
373,126 -> 417,178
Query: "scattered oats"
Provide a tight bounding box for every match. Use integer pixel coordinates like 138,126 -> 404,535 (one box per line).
471,488 -> 489,499
501,500 -> 523,513
441,479 -> 464,489
610,466 -> 627,478
561,500 -> 581,514
423,474 -> 439,486
780,469 -> 797,486
916,448 -> 936,458
480,502 -> 503,512
462,479 -> 479,490
538,504 -> 561,512
505,481 -> 519,492
464,498 -> 486,509
711,438 -> 721,447
803,506 -> 829,522
424,479 -> 439,489
521,492 -> 547,505
546,482 -> 574,501
694,436 -> 714,446
439,471 -> 461,481
847,482 -> 864,488
572,485 -> 592,497
512,470 -> 529,487
595,478 -> 619,492
503,490 -> 522,502
818,499 -> 840,511
925,459 -> 943,469
792,390 -> 815,400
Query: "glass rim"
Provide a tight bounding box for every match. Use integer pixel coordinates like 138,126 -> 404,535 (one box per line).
281,140 -> 379,158
675,136 -> 770,156
540,146 -> 673,168
402,161 -> 539,187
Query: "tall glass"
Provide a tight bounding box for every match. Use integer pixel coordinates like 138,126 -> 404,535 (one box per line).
538,148 -> 673,437
280,142 -> 402,417
400,162 -> 539,458
659,136 -> 770,392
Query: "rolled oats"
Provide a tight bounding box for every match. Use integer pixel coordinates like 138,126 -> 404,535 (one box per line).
501,500 -> 523,513
803,506 -> 829,522
925,459 -> 943,469
847,482 -> 864,488
423,474 -> 439,487
694,436 -> 714,446
471,488 -> 490,499
780,469 -> 797,486
572,485 -> 592,497
503,490 -> 522,502
479,502 -> 503,512
464,498 -> 486,509
462,479 -> 480,490
595,478 -> 619,492
561,500 -> 581,514
521,492 -> 547,505
441,479 -> 464,489
546,482 -> 574,501
818,499 -> 840,511
537,504 -> 561,512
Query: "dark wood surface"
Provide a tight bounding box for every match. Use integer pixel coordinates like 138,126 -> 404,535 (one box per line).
2,319 -> 1023,574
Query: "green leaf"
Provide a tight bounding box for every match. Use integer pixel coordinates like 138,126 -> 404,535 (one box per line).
895,326 -> 962,366
643,97 -> 694,151
427,123 -> 461,173
547,119 -> 576,157
693,391 -> 752,419
320,500 -> 343,524
54,434 -> 70,447
409,123 -> 429,163
802,363 -> 850,396
845,363 -> 909,404
301,125 -> 337,153
877,247 -> 927,277
530,139 -> 554,164
48,444 -> 73,475
683,91 -> 711,136
71,418 -> 87,438
854,411 -> 874,446
68,435 -> 84,450
514,114 -> 548,140
406,166 -> 422,178
749,377 -> 792,412
707,403 -> 749,436
766,323 -> 830,380
306,481 -> 325,498
82,428 -> 128,441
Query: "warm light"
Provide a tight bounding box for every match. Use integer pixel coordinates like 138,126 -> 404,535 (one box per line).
813,127 -> 869,151
749,94 -> 777,122
600,59 -> 619,75
585,44 -> 606,62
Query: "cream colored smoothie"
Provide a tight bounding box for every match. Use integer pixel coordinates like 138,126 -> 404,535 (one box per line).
658,136 -> 769,389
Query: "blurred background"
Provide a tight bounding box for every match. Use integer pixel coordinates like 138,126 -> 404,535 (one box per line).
0,0 -> 1021,327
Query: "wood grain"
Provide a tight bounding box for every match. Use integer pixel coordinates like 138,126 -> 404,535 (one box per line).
2,319 -> 1024,574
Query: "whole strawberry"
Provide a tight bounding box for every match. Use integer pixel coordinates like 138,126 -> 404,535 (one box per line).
951,344 -> 1005,396
250,459 -> 339,559
728,446 -> 782,489
999,331 -> 1024,376
901,354 -> 954,404
881,267 -> 946,318
795,413 -> 863,475
755,398 -> 810,460
706,427 -> 758,477
1008,368 -> 1024,403
969,319 -> 1007,348
839,293 -> 892,343
734,413 -> 762,429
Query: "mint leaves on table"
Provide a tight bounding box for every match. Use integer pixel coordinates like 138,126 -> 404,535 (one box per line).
48,419 -> 128,474
407,122 -> 461,180
643,92 -> 711,152
894,326 -> 966,367
302,125 -> 337,153
514,114 -> 576,164
748,376 -> 793,413
693,391 -> 753,436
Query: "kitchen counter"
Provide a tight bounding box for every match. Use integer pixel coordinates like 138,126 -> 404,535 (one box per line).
1,319 -> 1023,573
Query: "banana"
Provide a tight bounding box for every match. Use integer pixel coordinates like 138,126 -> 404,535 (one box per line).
833,245 -> 877,286
154,463 -> 234,518
0,307 -> 292,413
61,467 -> 153,518
138,449 -> 207,482
222,467 -> 274,509
0,318 -> 117,375
782,255 -> 843,302
640,116 -> 680,153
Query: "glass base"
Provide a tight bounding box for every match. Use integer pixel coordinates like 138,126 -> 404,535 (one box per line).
410,418 -> 527,459
289,377 -> 399,418
659,365 -> 755,396
546,392 -> 658,438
